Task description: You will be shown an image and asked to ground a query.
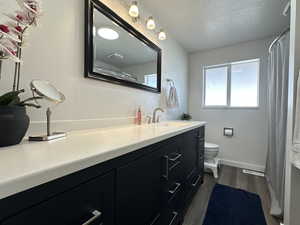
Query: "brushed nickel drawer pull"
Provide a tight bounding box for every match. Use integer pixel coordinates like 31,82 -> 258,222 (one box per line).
169,182 -> 181,195
169,211 -> 178,225
169,160 -> 181,171
163,155 -> 169,180
192,175 -> 201,187
168,153 -> 182,162
82,210 -> 102,225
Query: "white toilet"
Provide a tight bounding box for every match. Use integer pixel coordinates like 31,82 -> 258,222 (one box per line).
204,142 -> 220,178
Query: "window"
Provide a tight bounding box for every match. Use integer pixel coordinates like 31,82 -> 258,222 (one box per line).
204,66 -> 228,106
203,59 -> 260,108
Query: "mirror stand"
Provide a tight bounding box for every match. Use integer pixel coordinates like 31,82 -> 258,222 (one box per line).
28,80 -> 67,142
29,107 -> 66,141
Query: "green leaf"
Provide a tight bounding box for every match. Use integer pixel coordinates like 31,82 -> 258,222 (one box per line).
20,103 -> 41,108
0,89 -> 25,106
19,96 -> 43,105
8,96 -> 21,105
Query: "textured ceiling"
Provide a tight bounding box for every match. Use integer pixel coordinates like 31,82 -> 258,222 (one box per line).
141,0 -> 290,52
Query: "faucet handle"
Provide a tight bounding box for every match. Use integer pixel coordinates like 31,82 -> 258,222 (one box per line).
146,115 -> 152,124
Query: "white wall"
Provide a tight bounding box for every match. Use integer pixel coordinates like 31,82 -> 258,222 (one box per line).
0,0 -> 188,134
189,38 -> 273,171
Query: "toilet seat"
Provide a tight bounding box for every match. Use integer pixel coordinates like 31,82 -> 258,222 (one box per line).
205,142 -> 218,148
205,142 -> 219,151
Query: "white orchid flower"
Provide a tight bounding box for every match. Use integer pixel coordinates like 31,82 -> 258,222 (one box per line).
0,43 -> 21,63
0,30 -> 21,43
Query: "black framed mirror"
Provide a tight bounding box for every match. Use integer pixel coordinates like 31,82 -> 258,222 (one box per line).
85,0 -> 162,93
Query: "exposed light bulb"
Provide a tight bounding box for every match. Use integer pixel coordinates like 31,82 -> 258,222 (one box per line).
146,16 -> 156,30
129,1 -> 139,18
158,29 -> 166,40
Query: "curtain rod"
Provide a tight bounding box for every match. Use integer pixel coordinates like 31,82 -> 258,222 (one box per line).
269,27 -> 290,53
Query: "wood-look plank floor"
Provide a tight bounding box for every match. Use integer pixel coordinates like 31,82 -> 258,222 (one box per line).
183,165 -> 281,225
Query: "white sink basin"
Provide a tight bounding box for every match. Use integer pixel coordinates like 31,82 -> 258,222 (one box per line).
155,121 -> 193,128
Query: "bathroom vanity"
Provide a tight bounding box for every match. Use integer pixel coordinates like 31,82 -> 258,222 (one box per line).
0,121 -> 205,225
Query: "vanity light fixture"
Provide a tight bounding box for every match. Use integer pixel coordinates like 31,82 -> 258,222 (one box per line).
146,16 -> 156,30
129,1 -> 139,19
98,27 -> 119,40
158,29 -> 166,40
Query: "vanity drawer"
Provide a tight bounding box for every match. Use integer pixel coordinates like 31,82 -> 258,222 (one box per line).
2,171 -> 115,225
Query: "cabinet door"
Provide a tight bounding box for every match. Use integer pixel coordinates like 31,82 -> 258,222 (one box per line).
182,129 -> 202,210
116,148 -> 164,225
182,129 -> 199,180
198,132 -> 205,181
2,172 -> 115,225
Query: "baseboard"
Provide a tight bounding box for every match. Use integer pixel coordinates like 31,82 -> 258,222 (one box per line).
220,159 -> 265,172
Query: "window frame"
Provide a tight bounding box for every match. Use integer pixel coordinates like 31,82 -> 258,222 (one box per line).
202,58 -> 260,109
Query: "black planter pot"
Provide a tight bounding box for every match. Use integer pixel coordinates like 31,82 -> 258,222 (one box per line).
0,106 -> 30,147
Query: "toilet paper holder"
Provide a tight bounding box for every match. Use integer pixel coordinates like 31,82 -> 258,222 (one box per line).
224,127 -> 234,137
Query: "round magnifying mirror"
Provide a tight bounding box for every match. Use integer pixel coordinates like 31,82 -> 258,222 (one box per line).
29,80 -> 66,142
30,80 -> 65,103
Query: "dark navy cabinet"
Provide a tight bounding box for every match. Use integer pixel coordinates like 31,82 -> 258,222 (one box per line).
2,171 -> 115,225
116,148 -> 164,225
0,126 -> 205,225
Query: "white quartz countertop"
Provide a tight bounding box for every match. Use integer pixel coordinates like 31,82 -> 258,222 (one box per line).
0,120 -> 205,200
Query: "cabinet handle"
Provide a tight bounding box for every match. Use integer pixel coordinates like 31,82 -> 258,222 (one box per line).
192,175 -> 201,187
169,182 -> 181,195
169,211 -> 178,225
82,210 -> 102,225
169,160 -> 181,172
163,155 -> 169,180
168,153 -> 182,162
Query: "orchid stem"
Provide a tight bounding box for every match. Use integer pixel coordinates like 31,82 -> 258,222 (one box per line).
0,60 -> 2,80
14,31 -> 24,91
13,61 -> 18,91
16,47 -> 22,91
12,39 -> 21,91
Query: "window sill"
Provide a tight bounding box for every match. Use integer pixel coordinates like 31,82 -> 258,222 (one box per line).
201,106 -> 260,110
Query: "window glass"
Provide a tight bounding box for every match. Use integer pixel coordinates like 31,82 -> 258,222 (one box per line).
205,66 -> 228,106
231,60 -> 259,107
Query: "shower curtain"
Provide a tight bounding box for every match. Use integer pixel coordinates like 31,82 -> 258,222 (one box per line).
266,33 -> 290,217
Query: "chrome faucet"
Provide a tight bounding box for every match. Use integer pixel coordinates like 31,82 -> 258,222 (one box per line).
152,107 -> 165,123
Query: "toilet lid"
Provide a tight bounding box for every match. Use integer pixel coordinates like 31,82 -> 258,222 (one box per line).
205,142 -> 219,150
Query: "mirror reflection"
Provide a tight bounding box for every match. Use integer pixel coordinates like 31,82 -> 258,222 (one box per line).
92,8 -> 159,89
